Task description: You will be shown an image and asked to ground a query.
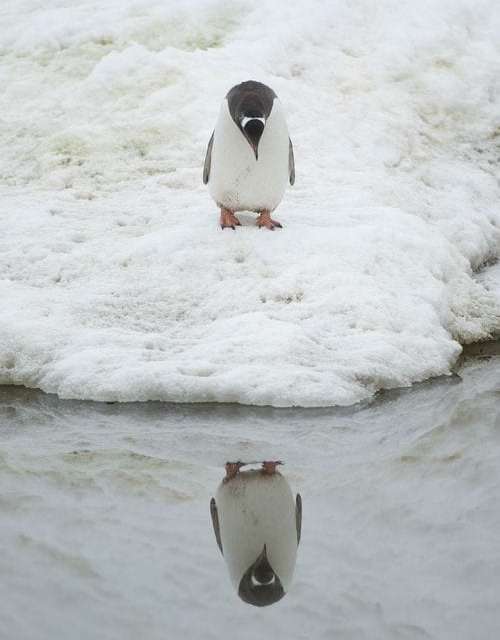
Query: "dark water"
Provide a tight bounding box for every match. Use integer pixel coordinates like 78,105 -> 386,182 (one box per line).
0,347 -> 499,640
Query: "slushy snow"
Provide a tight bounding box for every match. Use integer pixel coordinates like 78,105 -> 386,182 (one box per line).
0,0 -> 499,406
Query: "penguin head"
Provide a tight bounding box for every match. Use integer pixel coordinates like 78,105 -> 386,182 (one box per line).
237,544 -> 285,607
226,81 -> 277,160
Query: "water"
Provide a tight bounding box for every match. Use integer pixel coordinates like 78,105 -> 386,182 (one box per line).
0,349 -> 499,640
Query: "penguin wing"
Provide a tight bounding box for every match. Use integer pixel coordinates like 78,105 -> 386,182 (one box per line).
203,131 -> 214,184
288,138 -> 295,185
210,497 -> 223,555
295,493 -> 302,545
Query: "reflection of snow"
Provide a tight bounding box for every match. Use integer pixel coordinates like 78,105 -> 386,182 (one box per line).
0,0 -> 499,406
0,358 -> 499,638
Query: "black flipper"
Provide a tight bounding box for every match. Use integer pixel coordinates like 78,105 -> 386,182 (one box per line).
210,497 -> 223,555
203,131 -> 214,184
289,138 -> 295,185
295,493 -> 302,545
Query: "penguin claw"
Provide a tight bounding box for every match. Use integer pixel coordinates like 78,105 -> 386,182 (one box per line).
224,461 -> 244,482
256,211 -> 282,230
261,460 -> 283,475
220,209 -> 241,230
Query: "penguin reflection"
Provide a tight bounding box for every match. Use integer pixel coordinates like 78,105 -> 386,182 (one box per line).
210,461 -> 302,607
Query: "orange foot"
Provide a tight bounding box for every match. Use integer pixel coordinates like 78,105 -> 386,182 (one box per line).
220,208 -> 241,230
224,461 -> 244,482
256,211 -> 282,230
261,460 -> 283,475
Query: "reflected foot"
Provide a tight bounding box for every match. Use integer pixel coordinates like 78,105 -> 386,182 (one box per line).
256,211 -> 282,230
261,460 -> 283,475
224,461 -> 244,482
220,208 -> 241,230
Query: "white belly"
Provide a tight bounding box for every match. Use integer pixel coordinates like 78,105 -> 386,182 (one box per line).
209,99 -> 290,212
216,470 -> 298,592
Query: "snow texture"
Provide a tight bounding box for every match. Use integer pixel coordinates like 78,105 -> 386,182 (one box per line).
1,0 -> 499,406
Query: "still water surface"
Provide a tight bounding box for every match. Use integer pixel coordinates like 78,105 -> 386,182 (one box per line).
1,351 -> 499,640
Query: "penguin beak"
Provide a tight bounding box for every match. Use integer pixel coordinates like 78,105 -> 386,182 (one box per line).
240,116 -> 266,160
251,545 -> 275,585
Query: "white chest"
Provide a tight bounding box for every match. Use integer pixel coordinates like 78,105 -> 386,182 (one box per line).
209,99 -> 290,212
216,472 -> 298,592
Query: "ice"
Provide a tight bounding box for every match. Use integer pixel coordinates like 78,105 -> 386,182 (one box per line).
1,0 -> 499,406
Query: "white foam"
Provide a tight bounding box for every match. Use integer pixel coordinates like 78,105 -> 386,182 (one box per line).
0,0 -> 499,406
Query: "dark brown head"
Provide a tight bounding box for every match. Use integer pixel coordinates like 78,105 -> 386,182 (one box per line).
226,81 -> 277,160
237,545 -> 285,607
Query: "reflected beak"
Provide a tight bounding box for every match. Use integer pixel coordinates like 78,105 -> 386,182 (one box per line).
252,545 -> 275,584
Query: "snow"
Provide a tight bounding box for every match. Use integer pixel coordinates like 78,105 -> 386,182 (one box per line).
477,261 -> 500,300
0,0 -> 499,406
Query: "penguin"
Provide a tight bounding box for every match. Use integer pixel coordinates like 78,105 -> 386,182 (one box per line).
210,461 -> 302,607
203,81 -> 295,230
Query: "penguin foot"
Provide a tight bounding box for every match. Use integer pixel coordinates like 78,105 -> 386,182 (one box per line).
256,211 -> 282,230
224,461 -> 244,482
220,208 -> 241,230
261,460 -> 283,475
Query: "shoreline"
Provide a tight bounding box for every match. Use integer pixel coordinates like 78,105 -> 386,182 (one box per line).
1,337 -> 498,413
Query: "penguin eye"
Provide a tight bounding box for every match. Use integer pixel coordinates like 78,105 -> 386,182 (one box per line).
251,573 -> 275,586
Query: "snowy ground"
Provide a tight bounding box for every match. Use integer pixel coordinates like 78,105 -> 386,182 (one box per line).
1,352 -> 499,640
1,0 -> 500,406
